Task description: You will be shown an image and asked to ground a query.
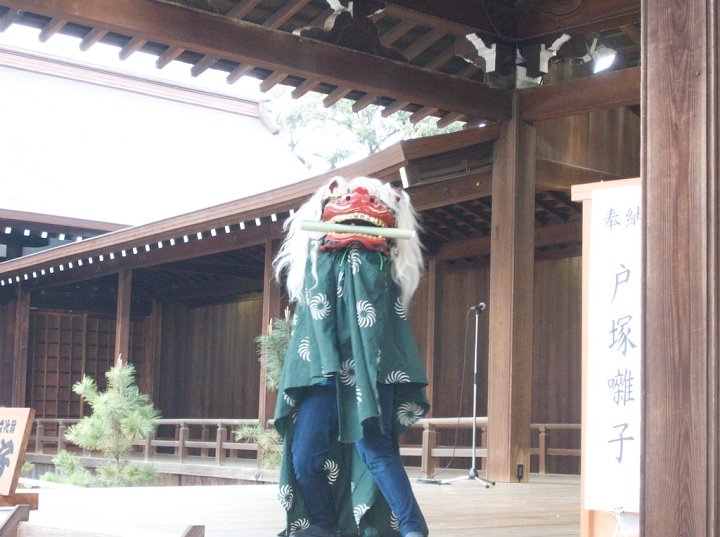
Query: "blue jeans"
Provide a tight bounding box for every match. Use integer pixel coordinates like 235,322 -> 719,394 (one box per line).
292,384 -> 425,536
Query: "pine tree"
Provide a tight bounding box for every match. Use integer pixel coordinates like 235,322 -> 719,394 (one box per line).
256,308 -> 293,392
43,359 -> 161,486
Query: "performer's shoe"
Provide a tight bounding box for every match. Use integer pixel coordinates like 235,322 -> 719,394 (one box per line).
288,524 -> 335,537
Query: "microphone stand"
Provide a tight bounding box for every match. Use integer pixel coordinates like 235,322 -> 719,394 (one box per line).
440,302 -> 495,487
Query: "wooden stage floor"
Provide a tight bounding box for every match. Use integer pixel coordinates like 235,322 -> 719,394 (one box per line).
21,472 -> 580,536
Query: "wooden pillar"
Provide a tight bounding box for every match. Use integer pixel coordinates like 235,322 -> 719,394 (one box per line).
642,0 -> 719,535
259,239 -> 282,427
486,92 -> 535,483
12,287 -> 30,407
423,256 -> 441,414
114,268 -> 132,366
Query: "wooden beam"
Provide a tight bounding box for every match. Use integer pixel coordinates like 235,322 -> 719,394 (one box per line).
486,93 -> 535,483
1,0 -> 511,121
156,45 -> 183,68
621,24 -> 641,46
435,112 -> 465,129
519,67 -> 640,122
516,0 -> 640,41
258,70 -> 288,93
0,493 -> 37,510
410,170 -> 493,211
400,124 -> 501,160
383,0 -> 504,36
118,36 -> 146,60
38,17 -> 65,42
410,106 -> 437,124
641,0 -> 719,535
113,268 -> 132,366
323,87 -> 351,107
434,220 -> 581,261
0,8 -> 20,32
385,0 -> 640,42
291,78 -> 321,99
79,27 -> 107,51
0,222 -> 285,292
351,93 -> 378,113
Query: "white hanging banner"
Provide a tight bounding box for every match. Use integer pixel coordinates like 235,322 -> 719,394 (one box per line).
584,183 -> 642,513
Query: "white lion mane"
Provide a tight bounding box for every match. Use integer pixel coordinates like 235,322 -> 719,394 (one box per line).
274,176 -> 424,306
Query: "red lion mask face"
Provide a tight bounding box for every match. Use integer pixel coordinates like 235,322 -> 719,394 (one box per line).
320,181 -> 396,254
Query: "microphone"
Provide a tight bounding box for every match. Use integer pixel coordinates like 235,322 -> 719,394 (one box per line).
470,302 -> 487,312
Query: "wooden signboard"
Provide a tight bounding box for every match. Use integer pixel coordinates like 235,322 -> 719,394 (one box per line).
0,408 -> 37,509
572,179 -> 641,537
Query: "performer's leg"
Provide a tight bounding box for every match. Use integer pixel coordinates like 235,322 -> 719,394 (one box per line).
291,384 -> 339,533
355,384 -> 426,537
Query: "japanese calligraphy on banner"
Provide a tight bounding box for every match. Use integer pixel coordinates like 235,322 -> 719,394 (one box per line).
584,184 -> 641,513
0,407 -> 35,496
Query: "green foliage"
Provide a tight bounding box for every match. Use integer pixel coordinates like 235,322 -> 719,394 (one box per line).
66,362 -> 160,461
21,461 -> 34,476
40,450 -> 95,487
234,424 -> 282,469
256,309 -> 293,391
95,459 -> 156,487
42,361 -> 160,487
274,92 -> 462,171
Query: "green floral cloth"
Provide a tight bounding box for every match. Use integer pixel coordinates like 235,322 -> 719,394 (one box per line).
275,248 -> 430,536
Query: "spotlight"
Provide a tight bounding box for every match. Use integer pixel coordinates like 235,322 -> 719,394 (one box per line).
583,38 -> 616,73
592,44 -> 616,73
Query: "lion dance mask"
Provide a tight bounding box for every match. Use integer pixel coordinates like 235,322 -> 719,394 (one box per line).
273,176 -> 430,536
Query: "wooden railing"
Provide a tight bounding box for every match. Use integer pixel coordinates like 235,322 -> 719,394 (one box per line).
26,418 -> 580,479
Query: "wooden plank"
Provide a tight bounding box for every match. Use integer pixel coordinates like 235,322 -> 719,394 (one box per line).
0,505 -> 29,537
179,526 -> 204,537
519,68 -> 640,122
641,0 -> 719,535
0,0 -> 511,121
0,494 -> 37,510
17,522 -> 204,536
21,477 -> 581,536
486,93 -> 535,483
